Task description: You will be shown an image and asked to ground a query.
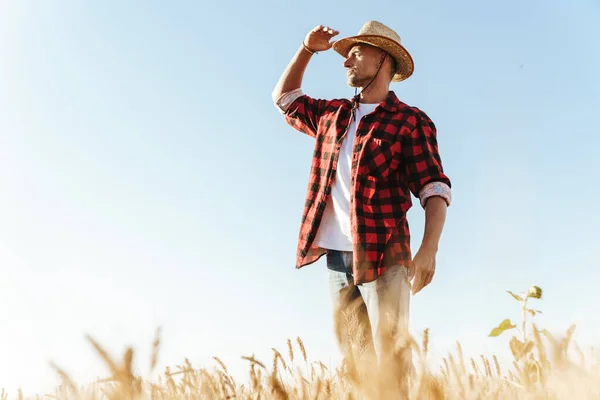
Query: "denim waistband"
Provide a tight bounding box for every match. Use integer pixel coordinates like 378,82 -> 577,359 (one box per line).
325,250 -> 353,274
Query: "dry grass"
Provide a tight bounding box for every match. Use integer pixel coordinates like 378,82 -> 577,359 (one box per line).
6,289 -> 600,399
25,323 -> 598,400
9,325 -> 596,399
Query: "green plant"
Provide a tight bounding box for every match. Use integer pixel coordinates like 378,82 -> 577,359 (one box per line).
488,285 -> 543,342
488,285 -> 544,367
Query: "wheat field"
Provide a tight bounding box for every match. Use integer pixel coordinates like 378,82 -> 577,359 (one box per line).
4,286 -> 600,399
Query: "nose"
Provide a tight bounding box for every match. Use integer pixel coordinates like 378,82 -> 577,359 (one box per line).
343,55 -> 353,68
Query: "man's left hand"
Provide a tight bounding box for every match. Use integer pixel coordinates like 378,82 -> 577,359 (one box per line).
409,246 -> 437,295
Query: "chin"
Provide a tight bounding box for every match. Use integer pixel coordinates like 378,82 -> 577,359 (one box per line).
346,74 -> 370,88
347,78 -> 360,88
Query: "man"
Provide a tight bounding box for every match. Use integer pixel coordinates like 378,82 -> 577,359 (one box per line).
272,21 -> 451,375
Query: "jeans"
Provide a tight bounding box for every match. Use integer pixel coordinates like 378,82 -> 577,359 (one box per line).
326,250 -> 411,366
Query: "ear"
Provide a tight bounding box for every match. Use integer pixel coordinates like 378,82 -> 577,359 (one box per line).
379,51 -> 387,65
384,53 -> 397,79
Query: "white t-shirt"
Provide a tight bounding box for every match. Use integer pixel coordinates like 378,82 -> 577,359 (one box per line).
314,102 -> 379,251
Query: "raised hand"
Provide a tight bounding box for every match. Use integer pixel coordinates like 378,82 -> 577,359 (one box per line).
304,25 -> 340,52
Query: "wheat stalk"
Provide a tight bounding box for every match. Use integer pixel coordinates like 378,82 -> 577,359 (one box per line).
7,307 -> 600,400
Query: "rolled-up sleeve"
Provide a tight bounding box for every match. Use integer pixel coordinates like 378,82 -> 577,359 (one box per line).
273,89 -> 329,138
402,110 -> 452,208
419,181 -> 451,207
274,88 -> 304,113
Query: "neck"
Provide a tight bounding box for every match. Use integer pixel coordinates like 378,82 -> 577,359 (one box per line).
356,79 -> 390,104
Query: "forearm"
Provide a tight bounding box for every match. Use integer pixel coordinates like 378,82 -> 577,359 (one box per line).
272,44 -> 314,102
420,196 -> 447,252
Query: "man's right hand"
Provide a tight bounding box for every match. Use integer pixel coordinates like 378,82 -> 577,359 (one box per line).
304,25 -> 340,52
272,26 -> 339,104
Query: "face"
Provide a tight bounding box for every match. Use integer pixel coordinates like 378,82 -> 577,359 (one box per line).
343,44 -> 386,87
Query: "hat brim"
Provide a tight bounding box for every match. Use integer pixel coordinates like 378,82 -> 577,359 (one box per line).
332,35 -> 414,82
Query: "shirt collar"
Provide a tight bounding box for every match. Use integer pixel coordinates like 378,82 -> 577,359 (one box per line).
381,91 -> 404,112
350,90 -> 404,113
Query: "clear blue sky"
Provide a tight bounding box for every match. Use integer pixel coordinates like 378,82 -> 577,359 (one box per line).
1,0 -> 599,395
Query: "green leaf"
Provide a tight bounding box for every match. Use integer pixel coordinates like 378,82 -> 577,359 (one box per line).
509,337 -> 534,360
488,319 -> 517,337
509,337 -> 524,358
507,291 -> 524,302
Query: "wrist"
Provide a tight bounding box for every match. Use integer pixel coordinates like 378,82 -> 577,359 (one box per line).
419,241 -> 439,254
301,41 -> 317,55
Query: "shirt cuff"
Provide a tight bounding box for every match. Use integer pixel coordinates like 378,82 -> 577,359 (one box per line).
419,181 -> 451,207
274,88 -> 304,113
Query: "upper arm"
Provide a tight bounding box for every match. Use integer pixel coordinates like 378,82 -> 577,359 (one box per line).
402,110 -> 452,206
274,89 -> 330,138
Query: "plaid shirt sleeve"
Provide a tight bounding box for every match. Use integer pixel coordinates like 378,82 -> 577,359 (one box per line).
274,89 -> 331,138
403,109 -> 452,207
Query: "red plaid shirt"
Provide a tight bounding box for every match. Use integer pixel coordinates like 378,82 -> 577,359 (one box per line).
277,90 -> 451,284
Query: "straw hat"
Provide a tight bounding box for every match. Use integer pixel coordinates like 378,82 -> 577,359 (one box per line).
332,21 -> 414,82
